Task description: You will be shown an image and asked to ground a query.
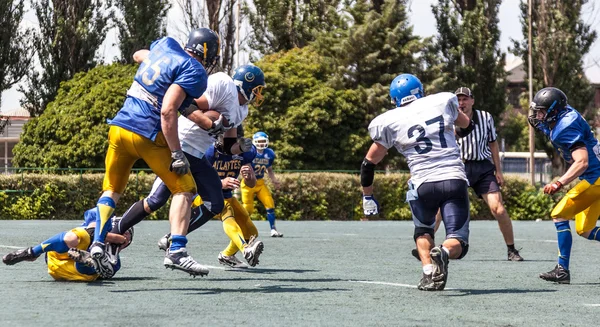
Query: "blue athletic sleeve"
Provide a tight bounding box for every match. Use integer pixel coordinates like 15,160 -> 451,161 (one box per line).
205,145 -> 216,165
174,59 -> 207,99
149,38 -> 161,50
82,208 -> 97,227
242,146 -> 258,165
268,149 -> 276,166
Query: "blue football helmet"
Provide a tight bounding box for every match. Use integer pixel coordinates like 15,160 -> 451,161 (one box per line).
253,131 -> 269,150
184,28 -> 221,74
389,74 -> 424,107
233,65 -> 266,106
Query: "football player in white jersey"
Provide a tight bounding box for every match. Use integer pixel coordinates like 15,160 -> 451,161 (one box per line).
361,73 -> 475,291
111,65 -> 266,275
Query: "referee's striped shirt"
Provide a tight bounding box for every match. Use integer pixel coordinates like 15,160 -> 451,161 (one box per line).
456,109 -> 497,161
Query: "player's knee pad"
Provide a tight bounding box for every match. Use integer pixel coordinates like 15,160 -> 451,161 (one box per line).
413,227 -> 435,243
454,239 -> 469,260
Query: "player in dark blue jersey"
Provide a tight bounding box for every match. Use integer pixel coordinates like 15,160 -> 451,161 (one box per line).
89,28 -> 222,276
241,132 -> 283,237
529,87 -> 600,284
2,209 -> 133,281
205,133 -> 264,268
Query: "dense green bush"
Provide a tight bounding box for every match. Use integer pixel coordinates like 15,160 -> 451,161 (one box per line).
0,172 -> 556,221
13,63 -> 138,168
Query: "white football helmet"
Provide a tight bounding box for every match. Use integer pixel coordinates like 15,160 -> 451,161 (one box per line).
252,131 -> 269,150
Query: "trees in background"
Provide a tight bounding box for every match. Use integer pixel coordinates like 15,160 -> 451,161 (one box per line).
114,0 -> 170,64
0,0 -> 34,109
512,0 -> 597,174
19,0 -> 111,117
13,64 -> 137,168
245,0 -> 343,55
431,0 -> 507,121
174,0 -> 238,73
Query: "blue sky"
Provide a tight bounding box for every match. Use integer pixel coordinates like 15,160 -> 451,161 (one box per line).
1,0 -> 599,112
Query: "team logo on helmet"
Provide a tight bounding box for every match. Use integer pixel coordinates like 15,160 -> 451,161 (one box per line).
245,72 -> 255,82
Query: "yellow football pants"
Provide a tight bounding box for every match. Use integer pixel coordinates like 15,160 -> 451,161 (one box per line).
551,177 -> 600,235
103,126 -> 196,195
241,179 -> 274,215
218,197 -> 258,256
47,227 -> 97,281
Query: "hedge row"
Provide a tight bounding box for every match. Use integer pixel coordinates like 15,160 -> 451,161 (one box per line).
0,172 -> 557,220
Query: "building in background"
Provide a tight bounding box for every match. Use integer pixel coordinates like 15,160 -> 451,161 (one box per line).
0,108 -> 30,172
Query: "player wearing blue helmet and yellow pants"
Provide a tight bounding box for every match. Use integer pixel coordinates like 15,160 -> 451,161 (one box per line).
206,136 -> 264,268
88,28 -> 223,276
2,209 -> 132,281
241,131 -> 283,237
529,87 -> 600,284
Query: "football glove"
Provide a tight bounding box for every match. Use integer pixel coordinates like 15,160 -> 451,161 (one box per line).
238,137 -> 253,152
543,180 -> 563,195
207,114 -> 226,136
362,195 -> 380,216
170,150 -> 190,175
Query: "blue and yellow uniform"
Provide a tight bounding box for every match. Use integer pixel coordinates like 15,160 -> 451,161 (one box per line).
93,37 -> 204,245
545,107 -> 600,234
206,145 -> 258,255
106,36 -> 204,195
241,148 -> 276,216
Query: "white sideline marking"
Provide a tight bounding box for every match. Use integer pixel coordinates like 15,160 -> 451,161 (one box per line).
343,234 -> 358,236
584,304 -> 600,307
514,239 -> 558,243
349,280 -> 416,288
348,280 -> 456,290
0,244 -> 22,249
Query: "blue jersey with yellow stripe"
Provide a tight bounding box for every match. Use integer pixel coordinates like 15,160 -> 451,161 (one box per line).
547,107 -> 600,184
109,37 -> 207,141
252,148 -> 275,179
205,145 -> 257,198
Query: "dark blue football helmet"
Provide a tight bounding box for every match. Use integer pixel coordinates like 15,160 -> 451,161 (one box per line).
389,74 -> 424,107
233,65 -> 266,106
530,87 -> 568,125
184,28 -> 221,74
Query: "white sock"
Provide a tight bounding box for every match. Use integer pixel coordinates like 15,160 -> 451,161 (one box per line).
423,264 -> 434,275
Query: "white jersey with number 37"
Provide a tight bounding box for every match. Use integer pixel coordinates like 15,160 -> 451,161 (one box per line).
368,92 -> 467,188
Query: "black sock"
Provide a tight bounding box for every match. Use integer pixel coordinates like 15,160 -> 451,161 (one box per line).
187,205 -> 215,234
112,200 -> 149,234
507,244 -> 516,251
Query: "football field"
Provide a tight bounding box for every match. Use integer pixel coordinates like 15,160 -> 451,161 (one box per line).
1,220 -> 600,326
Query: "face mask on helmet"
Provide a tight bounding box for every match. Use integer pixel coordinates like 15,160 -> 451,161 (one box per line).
389,74 -> 424,107
110,217 -> 134,252
530,87 -> 568,126
233,65 -> 266,106
184,28 -> 221,74
253,132 -> 269,150
215,134 -> 226,153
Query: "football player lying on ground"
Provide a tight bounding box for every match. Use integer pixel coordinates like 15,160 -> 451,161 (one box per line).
2,209 -> 133,281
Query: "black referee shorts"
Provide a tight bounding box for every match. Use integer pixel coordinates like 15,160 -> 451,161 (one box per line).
464,160 -> 500,197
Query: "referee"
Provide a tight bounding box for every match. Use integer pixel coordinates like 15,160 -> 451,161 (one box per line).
454,87 -> 523,261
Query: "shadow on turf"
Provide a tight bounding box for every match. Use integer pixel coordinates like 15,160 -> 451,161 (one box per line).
442,288 -> 557,296
108,285 -> 350,295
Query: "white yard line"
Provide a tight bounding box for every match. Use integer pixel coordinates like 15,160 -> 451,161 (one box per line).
348,280 -> 456,290
0,244 -> 23,249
